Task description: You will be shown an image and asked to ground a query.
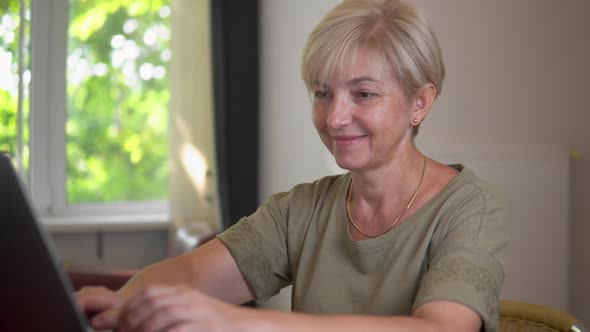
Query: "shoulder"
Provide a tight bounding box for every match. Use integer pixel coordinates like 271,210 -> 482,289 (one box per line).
253,173 -> 349,225
426,164 -> 509,249
439,165 -> 505,214
268,173 -> 349,206
420,161 -> 503,215
293,173 -> 349,193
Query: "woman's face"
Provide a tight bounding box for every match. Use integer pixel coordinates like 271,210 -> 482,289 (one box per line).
312,49 -> 416,172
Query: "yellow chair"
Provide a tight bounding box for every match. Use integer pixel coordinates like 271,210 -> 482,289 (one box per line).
500,300 -> 586,332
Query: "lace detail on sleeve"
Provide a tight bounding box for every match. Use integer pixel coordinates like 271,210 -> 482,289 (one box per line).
417,256 -> 502,332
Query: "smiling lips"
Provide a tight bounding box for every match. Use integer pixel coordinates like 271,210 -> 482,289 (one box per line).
333,135 -> 365,146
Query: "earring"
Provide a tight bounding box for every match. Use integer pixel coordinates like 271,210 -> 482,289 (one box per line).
412,119 -> 419,123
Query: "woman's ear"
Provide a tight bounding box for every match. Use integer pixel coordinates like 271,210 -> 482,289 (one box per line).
411,83 -> 437,126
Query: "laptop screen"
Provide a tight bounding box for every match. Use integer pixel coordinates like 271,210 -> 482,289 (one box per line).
0,154 -> 88,331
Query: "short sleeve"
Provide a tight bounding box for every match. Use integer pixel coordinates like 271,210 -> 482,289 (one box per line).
216,191 -> 293,302
413,182 -> 510,332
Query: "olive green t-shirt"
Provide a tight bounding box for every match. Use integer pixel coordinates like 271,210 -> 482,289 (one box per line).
217,165 -> 509,332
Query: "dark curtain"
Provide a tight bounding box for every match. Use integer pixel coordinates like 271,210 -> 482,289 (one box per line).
211,0 -> 260,230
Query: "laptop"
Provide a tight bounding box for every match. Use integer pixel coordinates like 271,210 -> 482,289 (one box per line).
0,153 -> 89,331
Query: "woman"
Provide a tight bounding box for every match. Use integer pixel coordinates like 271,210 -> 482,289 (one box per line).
77,1 -> 509,331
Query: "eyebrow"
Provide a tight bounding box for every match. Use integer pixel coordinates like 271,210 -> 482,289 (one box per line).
345,76 -> 380,86
311,76 -> 380,89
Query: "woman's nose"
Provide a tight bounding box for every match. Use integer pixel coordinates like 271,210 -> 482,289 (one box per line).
326,97 -> 353,128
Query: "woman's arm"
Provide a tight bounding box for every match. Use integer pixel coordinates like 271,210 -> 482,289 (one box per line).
118,238 -> 254,304
114,286 -> 481,332
76,238 -> 254,330
243,300 -> 481,332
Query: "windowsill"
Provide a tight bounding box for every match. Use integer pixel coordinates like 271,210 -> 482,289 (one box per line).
43,213 -> 170,234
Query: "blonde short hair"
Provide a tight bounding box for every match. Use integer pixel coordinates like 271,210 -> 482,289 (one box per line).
301,0 -> 445,100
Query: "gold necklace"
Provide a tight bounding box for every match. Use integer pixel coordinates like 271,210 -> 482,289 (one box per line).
346,155 -> 427,238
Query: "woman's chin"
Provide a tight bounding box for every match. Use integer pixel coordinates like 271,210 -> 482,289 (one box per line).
334,158 -> 364,172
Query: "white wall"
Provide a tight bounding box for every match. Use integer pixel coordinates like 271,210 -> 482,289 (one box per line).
259,0 -> 590,321
52,230 -> 169,271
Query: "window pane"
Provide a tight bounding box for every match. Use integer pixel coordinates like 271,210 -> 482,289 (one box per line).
0,0 -> 30,177
67,0 -> 170,204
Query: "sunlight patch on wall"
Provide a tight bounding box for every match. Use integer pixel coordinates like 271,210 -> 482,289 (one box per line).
180,143 -> 207,198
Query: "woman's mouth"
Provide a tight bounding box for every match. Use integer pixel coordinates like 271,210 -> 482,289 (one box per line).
333,135 -> 365,147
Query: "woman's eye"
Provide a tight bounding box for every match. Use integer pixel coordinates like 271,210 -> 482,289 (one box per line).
358,91 -> 375,98
314,90 -> 329,98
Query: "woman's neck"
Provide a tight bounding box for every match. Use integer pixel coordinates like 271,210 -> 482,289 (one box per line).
349,147 -> 425,207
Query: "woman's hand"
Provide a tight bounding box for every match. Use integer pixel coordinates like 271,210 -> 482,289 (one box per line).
117,285 -> 250,332
75,286 -> 124,330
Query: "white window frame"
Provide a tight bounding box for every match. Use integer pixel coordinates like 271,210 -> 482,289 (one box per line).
28,0 -> 169,231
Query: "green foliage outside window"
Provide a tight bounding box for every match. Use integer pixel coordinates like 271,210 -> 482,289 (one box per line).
0,0 -> 170,204
0,0 -> 29,174
67,0 -> 170,203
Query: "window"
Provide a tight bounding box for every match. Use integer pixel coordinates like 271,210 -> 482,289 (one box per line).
1,0 -> 172,228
